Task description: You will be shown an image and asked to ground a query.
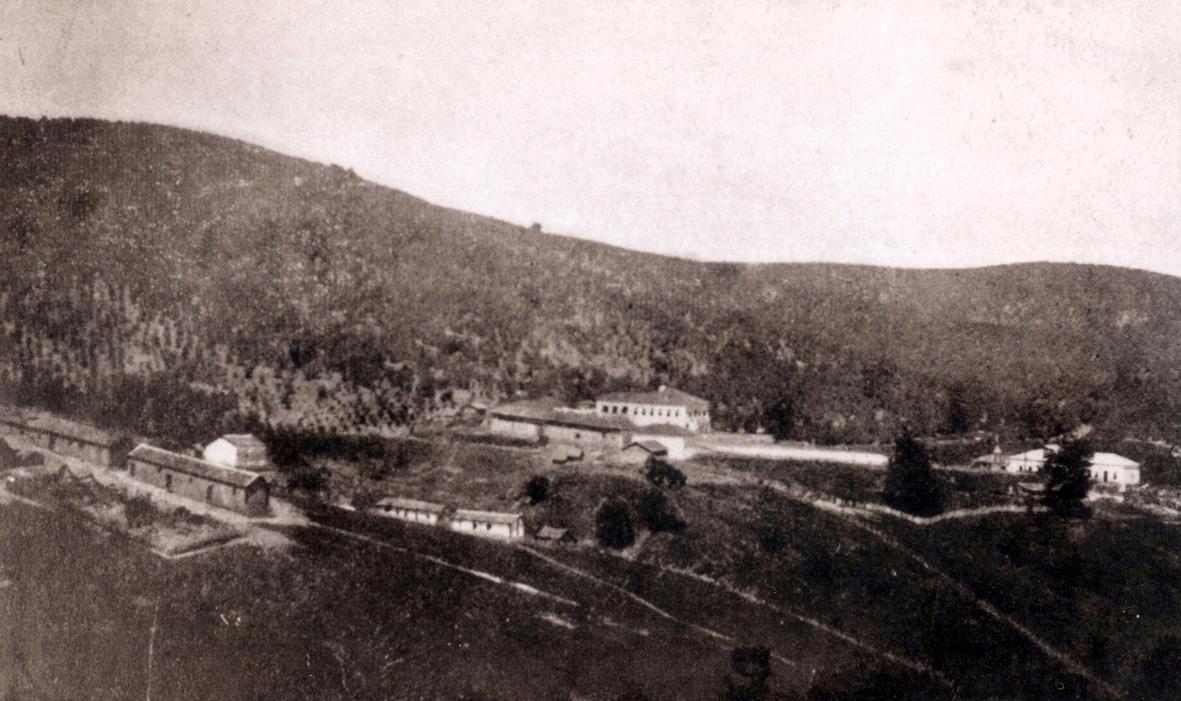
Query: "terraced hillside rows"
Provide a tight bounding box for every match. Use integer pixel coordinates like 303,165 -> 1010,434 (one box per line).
2,116 -> 1180,448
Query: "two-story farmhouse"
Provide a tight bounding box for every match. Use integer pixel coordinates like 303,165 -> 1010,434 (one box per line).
594,386 -> 711,433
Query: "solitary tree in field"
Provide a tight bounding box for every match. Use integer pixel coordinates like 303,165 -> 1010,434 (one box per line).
595,498 -> 636,549
882,429 -> 944,517
1042,439 -> 1093,517
525,475 -> 550,504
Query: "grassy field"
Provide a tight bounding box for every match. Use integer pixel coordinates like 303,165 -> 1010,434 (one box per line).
6,432 -> 1179,699
882,509 -> 1181,697
1,499 -> 847,700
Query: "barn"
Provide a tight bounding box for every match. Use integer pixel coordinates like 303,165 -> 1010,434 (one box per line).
449,509 -> 525,540
0,409 -> 133,469
203,434 -> 270,470
127,444 -> 270,515
374,497 -> 446,525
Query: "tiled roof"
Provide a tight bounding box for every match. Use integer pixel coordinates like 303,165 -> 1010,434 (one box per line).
632,424 -> 694,437
597,387 -> 709,409
490,400 -> 631,432
626,440 -> 669,454
536,526 -> 569,540
376,497 -> 446,513
0,409 -> 124,447
453,509 -> 523,525
129,444 -> 265,488
221,434 -> 267,451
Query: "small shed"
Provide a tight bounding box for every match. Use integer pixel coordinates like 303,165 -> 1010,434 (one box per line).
203,434 -> 270,471
374,497 -> 446,526
535,526 -> 573,543
621,440 -> 669,464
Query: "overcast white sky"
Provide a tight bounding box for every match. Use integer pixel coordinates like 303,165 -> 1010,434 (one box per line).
1,1 -> 1178,275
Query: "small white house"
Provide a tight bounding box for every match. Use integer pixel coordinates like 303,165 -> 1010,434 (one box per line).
450,509 -> 525,540
374,497 -> 446,526
203,434 -> 269,471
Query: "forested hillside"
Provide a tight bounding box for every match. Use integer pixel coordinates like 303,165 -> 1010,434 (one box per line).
1,116 -> 1178,446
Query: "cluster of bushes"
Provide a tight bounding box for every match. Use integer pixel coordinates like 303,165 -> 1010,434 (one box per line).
594,458 -> 688,550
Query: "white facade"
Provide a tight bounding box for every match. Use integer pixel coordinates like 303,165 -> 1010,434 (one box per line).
630,433 -> 689,460
1005,447 -> 1140,488
203,435 -> 269,470
203,438 -> 240,467
375,498 -> 444,525
594,387 -> 711,433
449,510 -> 524,540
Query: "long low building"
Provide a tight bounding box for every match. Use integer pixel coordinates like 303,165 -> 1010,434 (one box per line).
449,509 -> 525,540
0,408 -> 134,469
374,497 -> 446,525
1005,447 -> 1141,488
127,444 -> 270,515
488,399 -> 632,451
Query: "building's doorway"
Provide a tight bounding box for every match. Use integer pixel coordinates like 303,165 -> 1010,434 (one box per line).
165,474 -> 172,491
206,485 -> 214,503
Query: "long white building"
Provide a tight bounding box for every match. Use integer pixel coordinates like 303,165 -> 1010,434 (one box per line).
1005,446 -> 1141,488
594,386 -> 711,433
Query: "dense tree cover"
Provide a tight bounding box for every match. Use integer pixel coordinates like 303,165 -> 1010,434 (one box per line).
1,117 -> 1180,446
882,430 -> 945,516
1041,440 -> 1094,517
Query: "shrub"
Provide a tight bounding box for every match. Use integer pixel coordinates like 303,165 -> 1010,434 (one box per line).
645,457 -> 686,489
636,488 -> 685,533
594,498 -> 635,550
525,475 -> 550,504
124,495 -> 158,529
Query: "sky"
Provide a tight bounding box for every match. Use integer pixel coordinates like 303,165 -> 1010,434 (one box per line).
1,0 -> 1179,275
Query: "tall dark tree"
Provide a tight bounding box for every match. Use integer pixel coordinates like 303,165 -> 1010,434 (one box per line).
1042,439 -> 1093,517
765,396 -> 796,441
882,430 -> 944,517
525,475 -> 550,504
594,498 -> 636,549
